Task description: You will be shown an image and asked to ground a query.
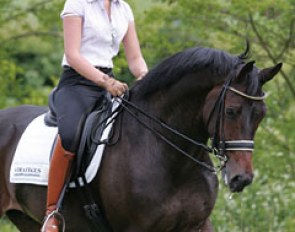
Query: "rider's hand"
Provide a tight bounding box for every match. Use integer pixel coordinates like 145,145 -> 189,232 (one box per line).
103,75 -> 128,97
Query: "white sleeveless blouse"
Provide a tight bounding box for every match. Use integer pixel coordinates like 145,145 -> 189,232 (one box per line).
60,0 -> 134,68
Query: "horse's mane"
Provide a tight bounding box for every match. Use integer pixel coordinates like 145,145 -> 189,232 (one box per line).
133,47 -> 259,97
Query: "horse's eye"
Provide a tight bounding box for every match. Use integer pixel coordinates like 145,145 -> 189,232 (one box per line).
252,105 -> 266,119
253,108 -> 264,119
253,109 -> 261,117
225,107 -> 238,118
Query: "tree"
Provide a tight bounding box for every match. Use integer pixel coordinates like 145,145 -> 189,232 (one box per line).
0,0 -> 64,108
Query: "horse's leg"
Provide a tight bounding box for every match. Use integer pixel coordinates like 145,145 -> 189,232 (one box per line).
12,186 -> 95,232
6,209 -> 40,232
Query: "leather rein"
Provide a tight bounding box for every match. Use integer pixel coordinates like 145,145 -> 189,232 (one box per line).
114,80 -> 266,172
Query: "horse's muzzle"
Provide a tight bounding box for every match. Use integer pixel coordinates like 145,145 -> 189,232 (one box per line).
229,173 -> 253,192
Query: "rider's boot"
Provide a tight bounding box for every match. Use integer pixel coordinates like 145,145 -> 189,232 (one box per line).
41,135 -> 75,232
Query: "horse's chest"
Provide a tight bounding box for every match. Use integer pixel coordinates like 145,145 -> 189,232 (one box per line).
158,175 -> 218,227
165,193 -> 214,217
147,195 -> 213,231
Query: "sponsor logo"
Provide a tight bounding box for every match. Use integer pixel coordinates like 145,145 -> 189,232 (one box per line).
14,166 -> 42,177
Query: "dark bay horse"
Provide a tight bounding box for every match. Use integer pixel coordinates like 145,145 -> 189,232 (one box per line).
0,46 -> 281,231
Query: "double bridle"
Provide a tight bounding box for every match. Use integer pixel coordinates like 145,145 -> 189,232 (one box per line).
113,79 -> 266,172
217,87 -> 267,154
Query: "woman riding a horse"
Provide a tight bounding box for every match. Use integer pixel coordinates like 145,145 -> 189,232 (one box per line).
41,0 -> 148,231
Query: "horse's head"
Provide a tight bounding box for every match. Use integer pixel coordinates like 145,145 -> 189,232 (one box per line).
203,61 -> 282,192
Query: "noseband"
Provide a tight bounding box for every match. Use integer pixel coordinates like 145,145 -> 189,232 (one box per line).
220,140 -> 254,151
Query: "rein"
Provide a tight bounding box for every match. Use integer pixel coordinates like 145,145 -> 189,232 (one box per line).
115,96 -> 216,172
113,82 -> 266,172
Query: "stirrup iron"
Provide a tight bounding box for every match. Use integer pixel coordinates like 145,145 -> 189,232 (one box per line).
41,209 -> 65,232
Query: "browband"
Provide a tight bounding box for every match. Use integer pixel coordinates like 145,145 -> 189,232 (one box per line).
227,87 -> 267,101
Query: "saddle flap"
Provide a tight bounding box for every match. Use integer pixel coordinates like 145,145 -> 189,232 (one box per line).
73,96 -> 113,179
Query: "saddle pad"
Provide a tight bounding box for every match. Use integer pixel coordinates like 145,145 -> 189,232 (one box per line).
10,100 -> 120,187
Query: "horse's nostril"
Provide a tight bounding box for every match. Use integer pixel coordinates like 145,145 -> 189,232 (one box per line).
232,175 -> 242,182
229,174 -> 253,192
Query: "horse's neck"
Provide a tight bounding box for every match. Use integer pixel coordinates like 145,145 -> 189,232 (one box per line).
134,75 -> 215,140
125,72 -> 224,174
130,80 -> 211,164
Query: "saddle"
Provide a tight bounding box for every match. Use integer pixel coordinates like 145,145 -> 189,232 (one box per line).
44,88 -> 114,179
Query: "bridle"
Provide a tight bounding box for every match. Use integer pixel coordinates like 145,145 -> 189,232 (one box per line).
208,73 -> 267,170
112,77 -> 266,172
219,87 -> 267,154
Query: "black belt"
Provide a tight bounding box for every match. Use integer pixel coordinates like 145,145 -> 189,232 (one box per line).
63,65 -> 112,74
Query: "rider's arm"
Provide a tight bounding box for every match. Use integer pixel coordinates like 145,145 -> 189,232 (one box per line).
63,16 -> 127,95
123,22 -> 148,80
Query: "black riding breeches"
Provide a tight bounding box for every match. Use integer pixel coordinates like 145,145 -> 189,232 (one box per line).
53,67 -> 113,153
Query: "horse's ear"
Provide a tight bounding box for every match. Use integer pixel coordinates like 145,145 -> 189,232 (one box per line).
259,63 -> 283,85
236,61 -> 256,81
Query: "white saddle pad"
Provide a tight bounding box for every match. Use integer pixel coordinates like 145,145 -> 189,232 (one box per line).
10,100 -> 120,187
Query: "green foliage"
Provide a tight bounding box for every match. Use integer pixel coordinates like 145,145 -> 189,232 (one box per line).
0,0 -> 294,231
0,0 -> 63,108
0,217 -> 18,232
